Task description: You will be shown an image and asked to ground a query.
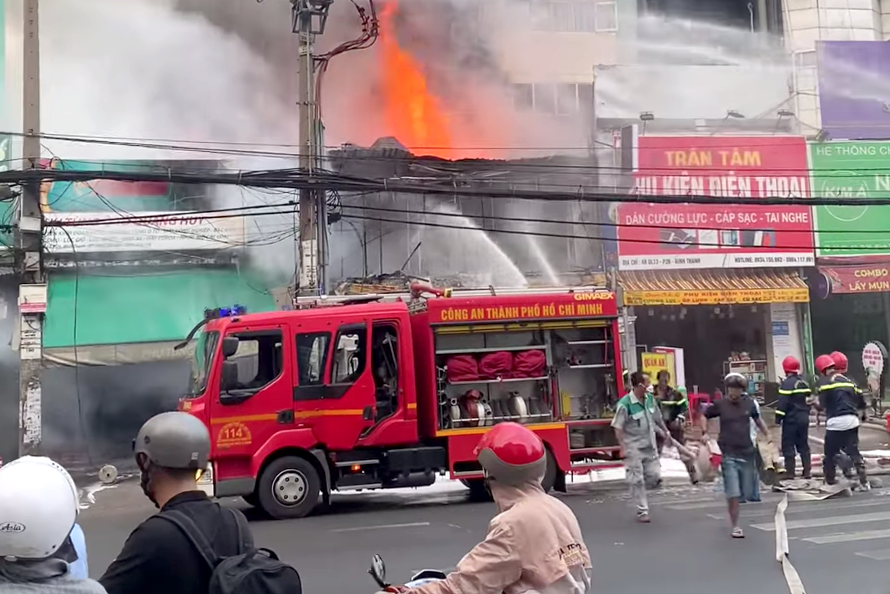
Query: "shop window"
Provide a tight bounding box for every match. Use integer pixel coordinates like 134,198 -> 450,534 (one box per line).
227,330 -> 283,392
331,325 -> 368,384
296,332 -> 330,386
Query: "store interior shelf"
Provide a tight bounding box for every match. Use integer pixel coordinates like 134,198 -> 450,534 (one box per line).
436,345 -> 545,355
448,375 -> 550,386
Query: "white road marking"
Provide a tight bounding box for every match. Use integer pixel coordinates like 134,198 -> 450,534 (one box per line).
651,496 -> 721,507
752,511 -> 890,532
330,521 -> 431,533
856,549 -> 890,560
708,497 -> 890,520
804,528 -> 890,544
666,497 -> 779,511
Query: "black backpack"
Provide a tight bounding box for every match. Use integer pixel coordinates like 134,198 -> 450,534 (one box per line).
159,508 -> 302,594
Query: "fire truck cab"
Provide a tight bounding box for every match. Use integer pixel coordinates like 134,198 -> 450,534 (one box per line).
179,285 -> 625,519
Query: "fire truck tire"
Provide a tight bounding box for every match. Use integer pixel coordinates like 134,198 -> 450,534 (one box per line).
242,493 -> 259,507
541,448 -> 558,493
257,456 -> 321,519
465,479 -> 491,502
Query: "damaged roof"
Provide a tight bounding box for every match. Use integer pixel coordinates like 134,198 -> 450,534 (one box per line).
328,137 -> 598,184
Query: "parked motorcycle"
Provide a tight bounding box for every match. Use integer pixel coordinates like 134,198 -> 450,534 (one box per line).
369,554 -> 447,590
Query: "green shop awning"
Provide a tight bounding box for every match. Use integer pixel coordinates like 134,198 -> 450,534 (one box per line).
45,269 -> 276,350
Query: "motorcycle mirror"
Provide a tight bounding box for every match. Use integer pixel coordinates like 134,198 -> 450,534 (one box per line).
369,554 -> 388,588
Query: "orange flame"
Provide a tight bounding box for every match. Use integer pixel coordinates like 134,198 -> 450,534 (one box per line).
378,1 -> 454,158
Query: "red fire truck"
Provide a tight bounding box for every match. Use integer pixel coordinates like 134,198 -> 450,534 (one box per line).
178,284 -> 625,519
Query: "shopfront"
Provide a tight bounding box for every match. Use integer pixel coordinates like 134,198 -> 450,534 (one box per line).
809,140 -> 890,381
615,133 -> 814,399
620,269 -> 810,398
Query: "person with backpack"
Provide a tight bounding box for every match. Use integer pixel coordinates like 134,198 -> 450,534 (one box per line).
100,412 -> 301,594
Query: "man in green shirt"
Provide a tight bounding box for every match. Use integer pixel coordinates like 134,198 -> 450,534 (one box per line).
611,371 -> 674,523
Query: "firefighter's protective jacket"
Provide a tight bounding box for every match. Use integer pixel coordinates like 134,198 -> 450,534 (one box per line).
655,385 -> 687,423
776,374 -> 811,425
407,470 -> 592,594
818,373 -> 865,420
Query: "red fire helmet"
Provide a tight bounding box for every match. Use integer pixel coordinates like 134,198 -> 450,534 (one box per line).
782,356 -> 801,375
830,351 -> 849,373
815,354 -> 836,374
474,422 -> 546,488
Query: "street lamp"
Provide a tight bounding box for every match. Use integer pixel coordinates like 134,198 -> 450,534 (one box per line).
292,0 -> 334,35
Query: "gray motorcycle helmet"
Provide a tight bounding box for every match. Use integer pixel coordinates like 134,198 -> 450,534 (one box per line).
133,411 -> 210,469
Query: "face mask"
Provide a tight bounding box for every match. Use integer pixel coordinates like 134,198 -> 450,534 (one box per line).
137,455 -> 159,508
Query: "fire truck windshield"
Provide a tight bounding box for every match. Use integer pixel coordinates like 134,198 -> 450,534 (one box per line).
187,330 -> 219,397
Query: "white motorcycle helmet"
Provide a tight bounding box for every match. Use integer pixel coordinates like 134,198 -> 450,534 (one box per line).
0,456 -> 79,560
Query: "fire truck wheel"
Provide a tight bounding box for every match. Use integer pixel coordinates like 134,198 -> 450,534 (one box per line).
465,479 -> 491,502
258,456 -> 321,519
541,449 -> 557,493
242,493 -> 259,507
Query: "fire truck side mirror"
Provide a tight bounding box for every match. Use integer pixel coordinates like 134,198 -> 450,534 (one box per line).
220,361 -> 239,393
221,337 -> 239,358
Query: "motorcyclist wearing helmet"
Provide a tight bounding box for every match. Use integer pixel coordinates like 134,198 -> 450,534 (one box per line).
700,373 -> 769,539
818,351 -> 869,488
100,412 -> 255,594
402,423 -> 591,594
0,456 -> 103,593
776,356 -> 812,479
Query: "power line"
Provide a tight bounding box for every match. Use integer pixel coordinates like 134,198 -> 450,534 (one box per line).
340,212 -> 890,252
24,167 -> 890,207
13,129 -> 890,179
340,203 -> 890,236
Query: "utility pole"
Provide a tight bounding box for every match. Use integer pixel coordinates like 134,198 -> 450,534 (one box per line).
291,0 -> 332,296
18,0 -> 47,457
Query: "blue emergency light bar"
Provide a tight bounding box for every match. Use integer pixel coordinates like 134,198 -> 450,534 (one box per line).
204,304 -> 247,320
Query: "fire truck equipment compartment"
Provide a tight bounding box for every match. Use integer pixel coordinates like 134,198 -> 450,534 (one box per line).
445,355 -> 479,382
479,351 -> 514,379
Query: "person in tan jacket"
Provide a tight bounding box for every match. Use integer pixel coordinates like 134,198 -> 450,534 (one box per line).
399,423 -> 592,594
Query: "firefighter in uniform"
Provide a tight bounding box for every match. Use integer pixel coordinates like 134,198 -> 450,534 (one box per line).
775,356 -> 812,479
818,352 -> 868,488
653,370 -> 696,483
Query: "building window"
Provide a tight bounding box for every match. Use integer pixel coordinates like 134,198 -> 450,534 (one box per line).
513,84 -> 534,110
513,82 -> 594,115
594,1 -> 618,31
529,0 -> 618,33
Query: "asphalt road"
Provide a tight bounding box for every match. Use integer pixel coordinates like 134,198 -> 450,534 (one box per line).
77,474 -> 890,594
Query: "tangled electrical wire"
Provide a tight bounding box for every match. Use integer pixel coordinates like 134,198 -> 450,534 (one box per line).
315,0 -> 379,121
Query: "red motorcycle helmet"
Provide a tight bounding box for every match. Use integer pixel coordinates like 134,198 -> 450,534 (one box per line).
782,356 -> 801,375
815,354 -> 836,374
474,422 -> 546,488
830,351 -> 849,373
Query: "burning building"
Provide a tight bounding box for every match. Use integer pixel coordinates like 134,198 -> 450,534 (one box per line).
329,139 -> 608,289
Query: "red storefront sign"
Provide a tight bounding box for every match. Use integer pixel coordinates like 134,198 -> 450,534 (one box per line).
819,265 -> 890,294
617,136 -> 814,271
